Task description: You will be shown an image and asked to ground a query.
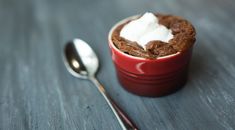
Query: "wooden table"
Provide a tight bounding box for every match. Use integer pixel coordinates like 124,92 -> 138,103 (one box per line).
0,0 -> 235,129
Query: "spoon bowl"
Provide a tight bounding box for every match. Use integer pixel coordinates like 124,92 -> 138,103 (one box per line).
64,39 -> 98,79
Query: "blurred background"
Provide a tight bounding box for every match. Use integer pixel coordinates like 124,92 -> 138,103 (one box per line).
0,0 -> 235,130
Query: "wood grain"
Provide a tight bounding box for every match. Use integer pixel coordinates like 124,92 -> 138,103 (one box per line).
0,0 -> 235,129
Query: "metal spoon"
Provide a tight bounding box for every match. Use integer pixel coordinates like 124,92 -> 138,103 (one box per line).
63,38 -> 138,130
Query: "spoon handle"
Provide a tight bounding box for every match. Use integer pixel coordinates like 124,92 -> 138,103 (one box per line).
90,77 -> 138,130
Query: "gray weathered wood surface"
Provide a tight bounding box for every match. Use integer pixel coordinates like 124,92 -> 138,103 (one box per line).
0,0 -> 235,129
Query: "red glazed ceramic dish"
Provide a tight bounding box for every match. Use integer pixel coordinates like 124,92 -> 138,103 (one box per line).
108,15 -> 194,97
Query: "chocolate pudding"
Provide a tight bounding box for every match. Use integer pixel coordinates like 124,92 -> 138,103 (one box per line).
111,13 -> 196,59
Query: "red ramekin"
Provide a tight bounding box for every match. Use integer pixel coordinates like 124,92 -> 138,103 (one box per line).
108,15 -> 194,97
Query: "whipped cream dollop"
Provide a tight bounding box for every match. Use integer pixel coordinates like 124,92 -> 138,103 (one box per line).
120,12 -> 174,49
